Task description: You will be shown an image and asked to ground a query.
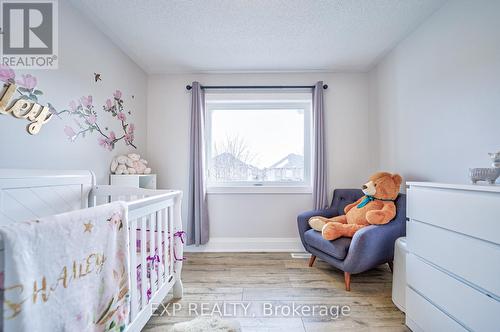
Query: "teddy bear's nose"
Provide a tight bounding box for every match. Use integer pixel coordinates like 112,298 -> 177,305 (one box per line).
362,185 -> 368,189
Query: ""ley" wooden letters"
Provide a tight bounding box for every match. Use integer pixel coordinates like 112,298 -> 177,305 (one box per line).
0,83 -> 53,135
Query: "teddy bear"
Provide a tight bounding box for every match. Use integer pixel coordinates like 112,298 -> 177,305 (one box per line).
110,153 -> 152,175
126,153 -> 151,174
309,172 -> 402,241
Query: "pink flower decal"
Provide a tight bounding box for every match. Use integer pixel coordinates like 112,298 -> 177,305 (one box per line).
105,99 -> 113,110
80,95 -> 93,108
125,124 -> 135,144
113,90 -> 122,100
100,139 -> 113,151
125,133 -> 134,145
69,100 -> 79,112
16,74 -> 37,90
0,65 -> 15,83
86,114 -> 97,125
117,112 -> 126,121
98,137 -> 110,150
98,131 -> 117,151
64,126 -> 76,140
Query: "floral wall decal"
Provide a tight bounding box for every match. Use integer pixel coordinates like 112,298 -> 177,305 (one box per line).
16,74 -> 43,101
0,65 -> 15,84
57,90 -> 137,151
1,66 -> 44,102
0,64 -> 137,151
57,90 -> 137,150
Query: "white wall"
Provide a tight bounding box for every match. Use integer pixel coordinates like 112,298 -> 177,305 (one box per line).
147,72 -> 377,245
0,1 -> 147,184
371,0 -> 500,183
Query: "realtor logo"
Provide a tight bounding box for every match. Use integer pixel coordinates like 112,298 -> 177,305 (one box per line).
0,0 -> 58,68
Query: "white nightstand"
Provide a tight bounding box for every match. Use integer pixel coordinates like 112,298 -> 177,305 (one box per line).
110,174 -> 157,189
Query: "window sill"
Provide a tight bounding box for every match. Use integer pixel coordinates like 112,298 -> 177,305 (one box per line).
206,186 -> 313,194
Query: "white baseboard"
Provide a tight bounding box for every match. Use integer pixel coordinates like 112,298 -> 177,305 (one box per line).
184,237 -> 305,252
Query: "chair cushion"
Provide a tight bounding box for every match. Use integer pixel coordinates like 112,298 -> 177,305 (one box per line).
304,229 -> 352,260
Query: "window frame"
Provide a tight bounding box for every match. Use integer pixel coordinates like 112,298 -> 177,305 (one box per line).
205,96 -> 313,194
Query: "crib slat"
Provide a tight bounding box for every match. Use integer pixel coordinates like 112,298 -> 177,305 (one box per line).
88,194 -> 96,207
140,216 -> 147,309
149,213 -> 157,295
157,210 -> 164,286
166,208 -> 172,279
129,218 -> 138,319
169,206 -> 174,276
166,207 -> 171,276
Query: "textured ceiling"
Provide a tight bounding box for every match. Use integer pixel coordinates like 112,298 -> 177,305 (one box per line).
69,0 -> 447,73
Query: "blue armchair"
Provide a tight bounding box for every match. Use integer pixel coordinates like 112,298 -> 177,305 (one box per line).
297,189 -> 406,291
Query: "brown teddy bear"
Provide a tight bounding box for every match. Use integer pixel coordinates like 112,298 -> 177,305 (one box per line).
309,172 -> 402,241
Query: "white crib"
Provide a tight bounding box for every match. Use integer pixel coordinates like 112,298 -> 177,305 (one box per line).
0,169 -> 183,332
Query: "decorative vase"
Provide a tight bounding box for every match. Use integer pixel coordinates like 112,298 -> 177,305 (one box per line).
488,151 -> 500,168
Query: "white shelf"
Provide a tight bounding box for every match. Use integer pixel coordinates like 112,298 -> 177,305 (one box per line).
110,174 -> 157,189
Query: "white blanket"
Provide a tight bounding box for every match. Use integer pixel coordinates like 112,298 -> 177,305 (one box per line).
0,202 -> 130,332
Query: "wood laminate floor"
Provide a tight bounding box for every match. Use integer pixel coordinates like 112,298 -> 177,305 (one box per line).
144,252 -> 408,331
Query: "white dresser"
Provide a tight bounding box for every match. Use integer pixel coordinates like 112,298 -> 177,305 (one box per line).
406,182 -> 500,332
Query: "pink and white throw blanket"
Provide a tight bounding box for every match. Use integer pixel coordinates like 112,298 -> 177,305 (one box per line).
0,202 -> 130,332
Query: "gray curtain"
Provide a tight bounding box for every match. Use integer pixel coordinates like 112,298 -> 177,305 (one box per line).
187,82 -> 209,245
313,81 -> 328,210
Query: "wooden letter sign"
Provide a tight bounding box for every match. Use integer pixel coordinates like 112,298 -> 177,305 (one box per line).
0,83 -> 53,135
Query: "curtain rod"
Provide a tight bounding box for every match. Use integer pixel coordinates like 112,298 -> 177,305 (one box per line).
185,84 -> 328,91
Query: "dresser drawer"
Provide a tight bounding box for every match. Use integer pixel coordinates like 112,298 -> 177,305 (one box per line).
407,220 -> 500,298
407,186 -> 500,244
406,287 -> 466,332
407,254 -> 500,332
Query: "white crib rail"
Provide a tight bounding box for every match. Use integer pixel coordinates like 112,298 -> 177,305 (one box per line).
89,186 -> 183,332
88,185 -> 171,205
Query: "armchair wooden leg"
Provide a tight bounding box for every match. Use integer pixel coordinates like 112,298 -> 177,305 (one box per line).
308,255 -> 316,267
388,261 -> 394,273
344,272 -> 351,291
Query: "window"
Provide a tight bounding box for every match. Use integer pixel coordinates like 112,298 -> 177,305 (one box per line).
205,92 -> 312,193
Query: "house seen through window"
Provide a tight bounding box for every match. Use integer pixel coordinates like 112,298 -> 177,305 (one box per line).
206,94 -> 312,188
